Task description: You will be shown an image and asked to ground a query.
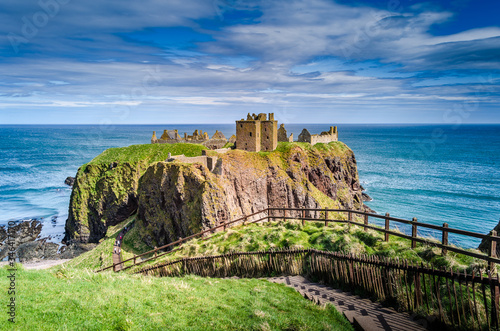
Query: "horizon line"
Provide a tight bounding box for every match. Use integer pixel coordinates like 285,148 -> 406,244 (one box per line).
1,123 -> 500,126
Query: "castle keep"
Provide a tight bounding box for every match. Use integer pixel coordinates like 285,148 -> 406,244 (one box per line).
236,113 -> 278,152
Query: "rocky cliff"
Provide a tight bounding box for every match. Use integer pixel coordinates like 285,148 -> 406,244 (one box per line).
64,142 -> 370,248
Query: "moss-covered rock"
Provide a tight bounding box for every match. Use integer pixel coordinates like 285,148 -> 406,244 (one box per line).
63,144 -> 207,244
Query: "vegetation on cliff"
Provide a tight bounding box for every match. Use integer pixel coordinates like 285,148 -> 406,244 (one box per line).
88,143 -> 207,165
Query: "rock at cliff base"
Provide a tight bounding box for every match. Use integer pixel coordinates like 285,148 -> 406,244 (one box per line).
479,219 -> 500,256
362,192 -> 373,202
64,176 -> 75,187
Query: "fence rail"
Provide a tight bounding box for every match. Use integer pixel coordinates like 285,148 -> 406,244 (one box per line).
269,207 -> 500,268
96,207 -> 499,273
137,248 -> 500,330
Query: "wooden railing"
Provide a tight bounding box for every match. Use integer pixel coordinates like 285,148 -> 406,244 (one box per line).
96,207 -> 500,273
136,248 -> 500,330
267,207 -> 500,270
95,209 -> 268,273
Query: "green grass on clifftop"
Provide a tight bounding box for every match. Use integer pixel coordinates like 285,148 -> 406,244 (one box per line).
89,143 -> 207,165
0,265 -> 352,331
274,141 -> 350,156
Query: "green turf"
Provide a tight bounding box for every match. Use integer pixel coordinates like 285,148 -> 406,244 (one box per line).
88,143 -> 207,165
0,265 -> 353,331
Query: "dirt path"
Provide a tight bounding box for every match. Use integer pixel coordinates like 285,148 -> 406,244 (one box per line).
112,224 -> 133,271
0,259 -> 71,270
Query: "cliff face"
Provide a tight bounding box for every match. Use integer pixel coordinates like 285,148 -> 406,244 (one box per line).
65,142 -> 368,247
63,162 -> 144,243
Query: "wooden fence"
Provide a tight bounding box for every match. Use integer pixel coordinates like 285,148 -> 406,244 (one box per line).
269,207 -> 500,270
96,207 -> 500,273
137,248 -> 500,330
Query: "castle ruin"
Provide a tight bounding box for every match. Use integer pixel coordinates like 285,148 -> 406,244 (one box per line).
297,126 -> 338,145
151,113 -> 338,152
277,124 -> 293,142
151,129 -> 227,150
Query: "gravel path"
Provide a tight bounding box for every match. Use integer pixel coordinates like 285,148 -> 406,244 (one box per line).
0,259 -> 71,270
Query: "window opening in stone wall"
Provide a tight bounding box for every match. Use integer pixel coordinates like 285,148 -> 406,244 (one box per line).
249,132 -> 252,137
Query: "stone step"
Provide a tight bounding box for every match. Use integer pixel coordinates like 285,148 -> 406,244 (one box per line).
267,275 -> 428,331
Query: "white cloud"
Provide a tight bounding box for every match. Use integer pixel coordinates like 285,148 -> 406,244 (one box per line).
0,0 -> 498,123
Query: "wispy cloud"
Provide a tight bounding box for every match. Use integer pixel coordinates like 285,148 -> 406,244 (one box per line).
0,0 -> 498,124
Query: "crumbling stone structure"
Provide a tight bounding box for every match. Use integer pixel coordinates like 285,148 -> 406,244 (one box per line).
298,126 -> 338,144
277,124 -> 293,142
165,148 -> 230,172
236,113 -> 278,152
151,129 -> 227,150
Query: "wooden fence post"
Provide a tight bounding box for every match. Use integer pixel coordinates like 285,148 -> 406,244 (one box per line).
348,211 -> 352,230
224,219 -> 227,230
490,230 -> 497,271
411,217 -> 418,249
302,209 -> 306,226
283,208 -> 286,222
325,208 -> 329,227
384,213 -> 390,242
268,207 -> 271,222
133,255 -> 136,265
364,214 -> 368,232
154,246 -> 158,258
243,216 -> 247,225
442,223 -> 449,256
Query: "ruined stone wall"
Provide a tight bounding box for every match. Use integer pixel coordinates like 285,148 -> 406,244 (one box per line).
151,129 -> 228,150
310,134 -> 338,144
278,125 -> 293,142
203,139 -> 227,150
236,120 -> 260,152
169,155 -> 218,171
298,127 -> 338,145
298,129 -> 311,143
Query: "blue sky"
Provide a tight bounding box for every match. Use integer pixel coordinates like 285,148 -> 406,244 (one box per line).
0,0 -> 499,124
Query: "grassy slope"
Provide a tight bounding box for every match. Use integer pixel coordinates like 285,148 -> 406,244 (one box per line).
0,266 -> 352,331
130,220 -> 493,274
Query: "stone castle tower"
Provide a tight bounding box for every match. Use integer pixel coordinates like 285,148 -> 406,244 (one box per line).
236,113 -> 278,152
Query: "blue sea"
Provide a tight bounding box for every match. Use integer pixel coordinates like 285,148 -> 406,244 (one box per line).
1,124 -> 499,248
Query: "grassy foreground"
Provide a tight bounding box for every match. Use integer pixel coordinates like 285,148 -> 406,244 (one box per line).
0,265 -> 352,331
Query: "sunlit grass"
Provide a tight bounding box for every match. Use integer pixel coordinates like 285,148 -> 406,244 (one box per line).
0,265 -> 353,331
